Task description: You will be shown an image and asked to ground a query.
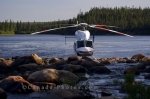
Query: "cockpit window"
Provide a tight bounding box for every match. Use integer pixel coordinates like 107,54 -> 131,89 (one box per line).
86,41 -> 93,47
77,41 -> 84,48
77,40 -> 93,48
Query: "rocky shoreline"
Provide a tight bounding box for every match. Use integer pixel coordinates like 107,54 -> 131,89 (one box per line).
0,53 -> 150,99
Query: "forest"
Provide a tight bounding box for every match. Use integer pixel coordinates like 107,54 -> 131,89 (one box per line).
0,7 -> 150,35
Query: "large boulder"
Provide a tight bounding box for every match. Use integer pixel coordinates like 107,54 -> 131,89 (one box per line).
63,64 -> 87,73
27,69 -> 79,86
131,54 -> 145,62
67,56 -> 82,63
59,70 -> 79,85
12,54 -> 44,66
89,66 -> 111,74
27,69 -> 59,84
17,63 -> 45,72
0,76 -> 39,93
0,88 -> 7,99
141,57 -> 150,64
12,56 -> 34,66
49,58 -> 66,69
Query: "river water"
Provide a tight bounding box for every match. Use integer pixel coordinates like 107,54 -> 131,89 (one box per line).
0,35 -> 150,58
0,35 -> 150,99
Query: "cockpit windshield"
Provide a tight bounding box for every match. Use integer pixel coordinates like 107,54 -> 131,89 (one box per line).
77,40 -> 93,48
77,41 -> 84,48
86,41 -> 93,47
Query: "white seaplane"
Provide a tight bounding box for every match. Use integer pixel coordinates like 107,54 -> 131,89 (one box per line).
31,22 -> 133,56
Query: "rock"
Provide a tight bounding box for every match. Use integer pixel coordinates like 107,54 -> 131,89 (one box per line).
28,69 -> 59,84
28,69 -> 79,86
124,67 -> 140,75
89,66 -> 111,74
81,58 -> 104,69
124,65 -> 145,75
12,56 -> 35,66
98,58 -> 117,64
31,54 -> 44,65
59,70 -> 79,85
131,54 -> 145,61
117,58 -> 128,63
141,57 -> 150,64
49,88 -> 92,99
124,63 -> 147,75
17,63 -> 44,72
0,88 -> 7,99
0,76 -> 39,93
67,56 -> 82,63
49,58 -> 66,69
63,64 -> 87,73
0,59 -> 13,68
49,58 -> 61,64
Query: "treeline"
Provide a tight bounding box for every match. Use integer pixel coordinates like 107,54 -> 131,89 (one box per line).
0,7 -> 150,35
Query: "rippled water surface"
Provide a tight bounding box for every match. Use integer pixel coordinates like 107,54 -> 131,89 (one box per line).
0,35 -> 150,58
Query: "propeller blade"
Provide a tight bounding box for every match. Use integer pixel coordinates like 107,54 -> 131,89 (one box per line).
31,25 -> 78,35
90,24 -> 119,28
90,26 -> 133,37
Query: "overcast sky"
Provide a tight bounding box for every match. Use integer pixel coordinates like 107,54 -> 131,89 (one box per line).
0,0 -> 150,22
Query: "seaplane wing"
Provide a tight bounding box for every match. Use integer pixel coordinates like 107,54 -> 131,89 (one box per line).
31,25 -> 78,35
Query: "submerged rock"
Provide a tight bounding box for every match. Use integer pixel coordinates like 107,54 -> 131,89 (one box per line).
101,91 -> 112,96
124,63 -> 146,75
0,76 -> 39,93
0,88 -> 7,99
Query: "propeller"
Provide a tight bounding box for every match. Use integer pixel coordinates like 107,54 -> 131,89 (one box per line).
89,25 -> 133,37
31,25 -> 78,35
31,22 -> 133,38
93,24 -> 119,28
